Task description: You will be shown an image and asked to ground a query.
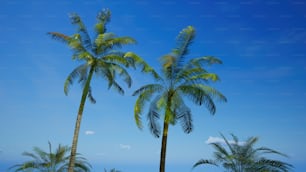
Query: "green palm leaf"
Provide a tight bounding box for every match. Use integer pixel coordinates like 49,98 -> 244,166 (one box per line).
193,159 -> 218,168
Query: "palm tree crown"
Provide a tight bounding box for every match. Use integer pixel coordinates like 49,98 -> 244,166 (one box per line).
193,134 -> 293,172
133,26 -> 227,172
133,25 -> 227,137
9,142 -> 91,172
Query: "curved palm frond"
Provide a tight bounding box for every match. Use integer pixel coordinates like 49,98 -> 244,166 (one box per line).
102,52 -> 128,66
189,56 -> 223,68
256,147 -> 289,158
133,84 -> 164,129
48,32 -> 71,44
188,73 -> 220,83
105,62 -> 132,88
172,95 -> 192,133
178,84 -> 217,114
64,64 -> 89,95
160,54 -> 177,81
197,85 -> 227,102
95,9 -> 111,35
95,34 -> 136,55
254,158 -> 293,172
147,95 -> 164,137
193,159 -> 218,168
124,52 -> 161,80
87,86 -> 96,104
175,67 -> 207,84
173,25 -> 195,59
69,13 -> 92,50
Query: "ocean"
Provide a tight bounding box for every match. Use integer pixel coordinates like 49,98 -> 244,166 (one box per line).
2,161 -> 305,172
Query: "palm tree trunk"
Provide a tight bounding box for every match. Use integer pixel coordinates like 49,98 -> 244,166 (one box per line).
68,66 -> 94,172
159,120 -> 169,172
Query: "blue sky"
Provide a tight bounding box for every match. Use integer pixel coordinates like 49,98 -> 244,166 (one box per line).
1,0 -> 306,171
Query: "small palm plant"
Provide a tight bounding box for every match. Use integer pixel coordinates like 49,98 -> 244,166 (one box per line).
193,134 -> 293,172
132,26 -> 226,172
9,142 -> 91,172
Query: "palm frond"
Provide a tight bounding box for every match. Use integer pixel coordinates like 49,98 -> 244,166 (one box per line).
102,53 -> 129,67
95,9 -> 111,34
255,159 -> 293,171
160,54 -> 176,80
64,64 -> 89,95
189,73 -> 220,83
147,96 -> 163,137
189,56 -> 223,68
177,107 -> 192,133
94,33 -> 115,53
193,159 -> 218,168
109,79 -> 125,95
124,52 -> 161,80
175,67 -> 207,83
173,25 -> 195,58
101,62 -> 132,88
96,36 -> 136,55
196,85 -> 227,102
220,133 -> 237,157
170,94 -> 192,133
178,84 -> 217,114
47,32 -> 70,44
211,142 -> 231,161
87,86 -> 96,104
256,147 -> 289,157
69,13 -> 92,50
132,84 -> 163,97
133,84 -> 163,129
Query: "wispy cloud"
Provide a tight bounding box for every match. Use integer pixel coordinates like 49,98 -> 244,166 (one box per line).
206,136 -> 245,145
85,130 -> 95,135
119,144 -> 131,150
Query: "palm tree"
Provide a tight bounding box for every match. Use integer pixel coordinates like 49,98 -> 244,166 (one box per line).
132,26 -> 227,172
193,134 -> 293,172
9,142 -> 91,172
48,9 -> 155,172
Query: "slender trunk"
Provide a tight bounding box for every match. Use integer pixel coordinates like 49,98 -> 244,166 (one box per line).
159,119 -> 169,172
68,66 -> 94,172
159,92 -> 174,172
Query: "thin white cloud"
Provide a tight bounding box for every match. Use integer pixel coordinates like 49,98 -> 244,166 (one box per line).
206,136 -> 225,144
206,136 -> 245,145
85,130 -> 95,135
119,144 -> 131,150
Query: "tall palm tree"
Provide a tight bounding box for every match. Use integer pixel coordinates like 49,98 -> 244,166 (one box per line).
48,9 -> 155,172
9,142 -> 91,172
133,26 -> 227,172
193,134 -> 293,172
